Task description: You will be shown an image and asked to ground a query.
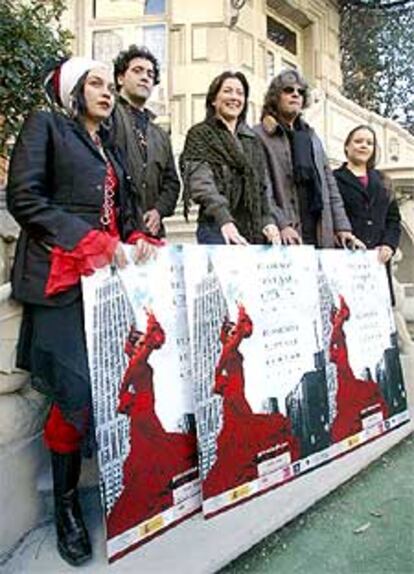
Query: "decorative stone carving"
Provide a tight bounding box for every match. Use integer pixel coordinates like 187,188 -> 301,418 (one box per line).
228,0 -> 247,27
0,283 -> 22,374
0,371 -> 28,395
0,184 -> 19,285
388,137 -> 400,163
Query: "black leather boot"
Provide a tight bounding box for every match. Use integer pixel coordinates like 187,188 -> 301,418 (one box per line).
51,450 -> 92,567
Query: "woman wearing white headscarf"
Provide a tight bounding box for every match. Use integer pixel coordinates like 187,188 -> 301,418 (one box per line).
7,57 -> 158,566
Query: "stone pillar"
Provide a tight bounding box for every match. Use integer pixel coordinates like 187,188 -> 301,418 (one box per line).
0,186 -> 49,555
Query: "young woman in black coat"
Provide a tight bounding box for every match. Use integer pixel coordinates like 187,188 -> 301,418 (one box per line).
7,57 -> 157,566
333,125 -> 401,300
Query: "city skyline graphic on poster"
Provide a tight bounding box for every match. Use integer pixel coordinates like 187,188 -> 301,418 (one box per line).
317,250 -> 409,447
183,245 -> 330,517
82,247 -> 200,563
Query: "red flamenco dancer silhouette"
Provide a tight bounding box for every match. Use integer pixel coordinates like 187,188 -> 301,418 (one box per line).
203,304 -> 300,500
107,311 -> 197,538
330,295 -> 388,443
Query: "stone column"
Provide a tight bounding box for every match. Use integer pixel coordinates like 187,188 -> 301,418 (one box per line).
0,185 -> 49,555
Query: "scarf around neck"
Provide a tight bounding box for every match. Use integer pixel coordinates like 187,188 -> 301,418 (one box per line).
180,117 -> 264,241
287,123 -> 323,216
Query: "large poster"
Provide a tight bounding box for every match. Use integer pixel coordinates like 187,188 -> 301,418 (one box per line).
82,247 -> 200,563
82,246 -> 410,563
183,245 -> 328,516
317,250 -> 409,448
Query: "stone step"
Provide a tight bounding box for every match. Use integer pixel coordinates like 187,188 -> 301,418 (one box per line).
165,217 -> 196,231
164,222 -> 196,244
164,207 -> 197,243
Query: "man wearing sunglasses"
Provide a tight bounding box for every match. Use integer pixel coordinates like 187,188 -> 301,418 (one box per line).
254,70 -> 363,249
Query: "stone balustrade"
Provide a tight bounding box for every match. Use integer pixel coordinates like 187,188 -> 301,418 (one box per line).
306,88 -> 414,171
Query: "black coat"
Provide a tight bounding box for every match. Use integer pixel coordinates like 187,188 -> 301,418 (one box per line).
112,101 -> 180,238
333,166 -> 401,251
7,110 -> 145,307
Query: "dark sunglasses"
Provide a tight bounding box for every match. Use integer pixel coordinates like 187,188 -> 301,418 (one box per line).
282,86 -> 306,96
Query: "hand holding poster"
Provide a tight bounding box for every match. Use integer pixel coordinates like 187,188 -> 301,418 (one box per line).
318,250 -> 408,447
82,247 -> 200,562
183,245 -> 326,516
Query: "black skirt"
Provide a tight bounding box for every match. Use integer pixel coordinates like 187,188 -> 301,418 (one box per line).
16,297 -> 92,432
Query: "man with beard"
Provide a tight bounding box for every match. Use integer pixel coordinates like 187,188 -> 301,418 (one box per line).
112,45 -> 180,239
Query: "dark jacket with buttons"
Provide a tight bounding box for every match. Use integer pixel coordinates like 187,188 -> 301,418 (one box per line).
7,110 -> 144,307
254,116 -> 351,247
333,165 -> 401,251
112,100 -> 180,238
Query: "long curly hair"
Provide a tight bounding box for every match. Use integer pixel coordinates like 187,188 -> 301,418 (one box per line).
114,44 -> 161,89
261,69 -> 310,121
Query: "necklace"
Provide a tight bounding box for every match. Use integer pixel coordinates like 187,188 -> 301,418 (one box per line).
134,127 -> 148,149
91,134 -> 117,229
126,105 -> 149,157
100,162 -> 117,228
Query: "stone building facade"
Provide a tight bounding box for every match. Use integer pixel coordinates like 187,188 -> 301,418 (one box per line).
59,0 -> 414,282
59,0 -> 414,171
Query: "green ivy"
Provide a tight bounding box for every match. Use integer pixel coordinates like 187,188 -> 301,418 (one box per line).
0,0 -> 72,157
339,1 -> 414,135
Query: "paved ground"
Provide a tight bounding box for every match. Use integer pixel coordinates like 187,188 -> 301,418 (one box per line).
1,434 -> 412,573
221,434 -> 414,574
